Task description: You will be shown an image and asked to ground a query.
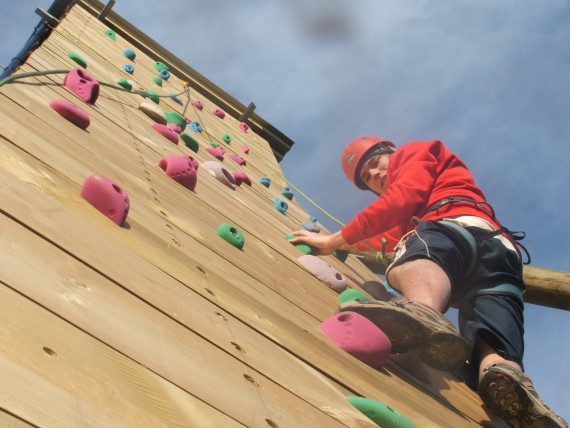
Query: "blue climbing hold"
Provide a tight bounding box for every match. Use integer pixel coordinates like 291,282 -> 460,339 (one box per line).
302,223 -> 321,233
160,69 -> 170,80
189,121 -> 203,133
272,197 -> 288,214
122,64 -> 134,74
168,91 -> 184,106
309,215 -> 318,223
281,186 -> 294,200
123,48 -> 136,60
259,177 -> 271,188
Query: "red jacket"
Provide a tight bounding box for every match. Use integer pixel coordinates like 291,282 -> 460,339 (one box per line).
341,140 -> 499,252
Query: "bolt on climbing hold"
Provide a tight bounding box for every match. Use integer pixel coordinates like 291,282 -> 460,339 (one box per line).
168,91 -> 183,106
259,177 -> 270,188
238,122 -> 249,133
321,313 -> 392,369
212,108 -> 226,119
191,100 -> 203,110
160,69 -> 170,80
167,123 -> 182,134
67,52 -> 87,68
233,171 -> 252,186
309,215 -> 318,223
338,288 -> 369,303
205,146 -> 225,160
49,99 -> 90,130
123,47 -> 136,60
301,223 -> 320,233
297,254 -> 347,292
272,197 -> 288,214
189,121 -> 203,133
346,397 -> 414,428
117,78 -> 132,90
158,154 -> 199,191
209,141 -> 220,148
202,161 -> 237,190
164,111 -> 186,131
80,174 -> 130,226
153,61 -> 168,72
222,133 -> 231,143
104,29 -> 116,41
180,133 -> 199,152
280,186 -> 294,200
152,123 -> 179,145
138,102 -> 167,124
151,75 -> 162,87
122,64 -> 134,74
283,235 -> 314,255
228,154 -> 246,166
146,90 -> 160,104
216,223 -> 245,249
64,68 -> 100,104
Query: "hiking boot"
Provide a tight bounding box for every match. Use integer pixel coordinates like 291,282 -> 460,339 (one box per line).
338,296 -> 469,371
479,363 -> 568,428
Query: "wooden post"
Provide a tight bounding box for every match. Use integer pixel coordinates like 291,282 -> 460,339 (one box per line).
523,266 -> 570,311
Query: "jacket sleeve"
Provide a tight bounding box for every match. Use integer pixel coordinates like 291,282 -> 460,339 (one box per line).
341,141 -> 443,245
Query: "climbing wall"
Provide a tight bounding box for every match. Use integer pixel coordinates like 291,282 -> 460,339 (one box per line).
0,2 -> 506,427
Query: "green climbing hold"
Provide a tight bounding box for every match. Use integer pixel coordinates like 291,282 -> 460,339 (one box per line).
68,52 -> 87,68
153,61 -> 168,72
333,249 -> 349,262
209,141 -> 220,148
151,75 -> 163,87
104,29 -> 116,41
180,133 -> 199,152
347,397 -> 415,428
283,235 -> 314,255
216,223 -> 245,249
117,78 -> 132,90
164,111 -> 186,129
146,90 -> 160,104
338,288 -> 369,303
222,133 -> 231,143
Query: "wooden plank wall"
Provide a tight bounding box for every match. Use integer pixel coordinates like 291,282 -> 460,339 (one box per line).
0,4 -> 506,427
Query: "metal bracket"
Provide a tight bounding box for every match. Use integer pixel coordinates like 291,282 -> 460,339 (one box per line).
35,8 -> 60,27
98,0 -> 116,20
239,102 -> 256,123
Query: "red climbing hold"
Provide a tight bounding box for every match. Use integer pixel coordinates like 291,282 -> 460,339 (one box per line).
49,99 -> 90,129
167,123 -> 183,134
238,122 -> 249,133
233,171 -> 252,186
63,68 -> 100,104
206,145 -> 225,160
212,108 -> 226,119
228,153 -> 246,166
240,144 -> 249,154
321,311 -> 392,369
151,123 -> 179,144
80,174 -> 130,226
191,100 -> 204,110
158,154 -> 199,191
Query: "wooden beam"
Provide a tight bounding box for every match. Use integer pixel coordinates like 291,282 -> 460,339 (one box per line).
523,266 -> 570,311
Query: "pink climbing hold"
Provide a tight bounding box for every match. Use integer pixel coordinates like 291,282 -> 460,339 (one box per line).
80,174 -> 130,226
238,121 -> 249,133
212,108 -> 226,119
152,123 -> 179,144
167,123 -> 182,134
158,154 -> 199,191
63,68 -> 100,104
227,153 -> 246,166
191,100 -> 204,110
233,171 -> 252,186
206,145 -> 225,160
49,99 -> 90,129
320,311 -> 392,369
240,144 -> 249,154
298,254 -> 348,292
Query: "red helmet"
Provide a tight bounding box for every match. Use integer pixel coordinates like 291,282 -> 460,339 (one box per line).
341,136 -> 396,189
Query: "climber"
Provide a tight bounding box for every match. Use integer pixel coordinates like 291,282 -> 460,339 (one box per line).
289,136 -> 567,428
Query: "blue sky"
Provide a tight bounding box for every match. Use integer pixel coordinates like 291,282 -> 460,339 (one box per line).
2,0 -> 569,422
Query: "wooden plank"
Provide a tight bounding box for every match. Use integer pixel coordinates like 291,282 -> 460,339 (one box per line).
0,410 -> 35,428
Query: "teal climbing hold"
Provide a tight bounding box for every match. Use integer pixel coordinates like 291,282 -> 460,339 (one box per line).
117,78 -> 132,90
180,133 -> 199,152
152,75 -> 163,87
259,177 -> 271,188
272,197 -> 288,214
164,111 -> 186,130
122,64 -> 134,74
338,288 -> 369,303
68,52 -> 87,68
283,235 -> 314,255
222,133 -> 232,143
146,90 -> 160,104
216,223 -> 245,249
333,249 -> 349,262
309,215 -> 318,223
346,397 -> 415,428
153,61 -> 168,72
168,91 -> 184,106
104,29 -> 116,41
281,186 -> 294,200
160,69 -> 170,80
189,121 -> 203,133
123,47 -> 136,60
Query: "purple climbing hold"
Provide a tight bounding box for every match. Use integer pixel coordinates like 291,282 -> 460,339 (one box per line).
158,154 -> 199,191
297,254 -> 348,292
49,99 -> 90,129
80,174 -> 130,226
64,68 -> 100,104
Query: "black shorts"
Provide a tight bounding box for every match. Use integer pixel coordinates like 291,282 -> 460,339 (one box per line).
387,220 -> 526,368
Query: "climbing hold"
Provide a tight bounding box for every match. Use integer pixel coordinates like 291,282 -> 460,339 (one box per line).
152,123 -> 179,144
309,215 -> 318,223
238,121 -> 249,132
338,288 -> 369,303
117,78 -> 132,90
180,133 -> 199,152
49,99 -> 90,130
168,91 -> 184,106
153,61 -> 168,72
146,90 -> 160,104
68,52 -> 87,68
189,121 -> 203,133
228,154 -> 246,166
122,64 -> 134,74
151,75 -> 163,87
301,223 -> 321,233
272,197 -> 288,214
233,171 -> 252,186
216,223 -> 245,249
205,146 -> 225,160
361,280 -> 400,301
63,68 -> 100,104
167,123 -> 182,134
138,102 -> 167,124
221,133 -> 231,144
160,69 -> 170,80
80,174 -> 130,226
209,141 -> 220,148
164,111 -> 186,131
123,47 -> 136,60
297,255 -> 347,292
322,312 -> 391,368
333,249 -> 349,262
191,100 -> 203,110
283,235 -> 314,255
158,154 -> 199,191
280,186 -> 294,200
104,29 -> 116,41
201,161 -> 236,190
346,397 -> 414,428
212,108 -> 226,119
240,144 -> 249,154
259,176 -> 270,188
